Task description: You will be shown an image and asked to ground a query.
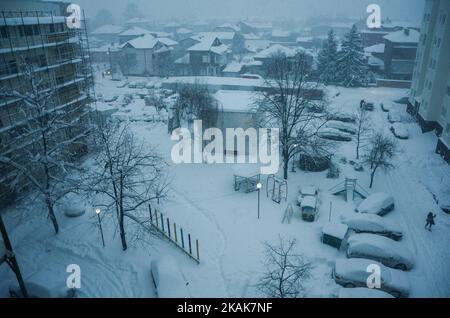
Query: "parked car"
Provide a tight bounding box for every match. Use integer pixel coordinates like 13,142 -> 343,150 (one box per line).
325,120 -> 357,135
346,233 -> 415,270
341,213 -> 402,240
241,73 -> 263,80
151,256 -> 190,298
390,123 -> 409,139
381,103 -> 392,112
355,193 -> 395,215
328,112 -> 357,123
318,128 -> 352,142
333,258 -> 410,297
387,110 -> 402,123
297,185 -> 318,205
338,287 -> 394,298
301,196 -> 318,222
116,81 -> 129,88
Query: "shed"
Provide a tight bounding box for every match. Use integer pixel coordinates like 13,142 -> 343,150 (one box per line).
322,222 -> 348,249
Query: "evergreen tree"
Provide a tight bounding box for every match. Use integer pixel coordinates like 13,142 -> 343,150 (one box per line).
317,30 -> 338,84
336,25 -> 368,87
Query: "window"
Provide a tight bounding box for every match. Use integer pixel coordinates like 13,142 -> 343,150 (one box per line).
0,27 -> 7,38
24,25 -> 33,36
202,55 -> 210,63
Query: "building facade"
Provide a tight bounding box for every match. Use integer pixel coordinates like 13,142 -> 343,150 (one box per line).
409,0 -> 450,163
0,0 -> 94,202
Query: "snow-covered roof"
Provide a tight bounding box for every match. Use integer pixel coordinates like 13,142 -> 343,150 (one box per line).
148,31 -> 172,38
254,44 -> 295,59
91,24 -> 124,35
272,30 -> 291,38
301,196 -> 317,209
384,29 -> 420,44
240,21 -> 272,30
174,53 -> 190,64
322,222 -> 348,239
197,32 -> 236,41
157,37 -> 178,46
214,90 -> 256,113
301,185 -> 318,196
243,33 -> 260,40
368,56 -> 385,68
188,35 -> 228,55
223,62 -> 244,73
364,43 -> 385,54
119,26 -> 150,37
296,36 -> 313,43
215,23 -> 240,32
121,34 -> 159,49
125,17 -> 151,24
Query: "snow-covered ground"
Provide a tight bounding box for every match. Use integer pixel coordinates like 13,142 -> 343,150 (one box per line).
1,73 -> 449,298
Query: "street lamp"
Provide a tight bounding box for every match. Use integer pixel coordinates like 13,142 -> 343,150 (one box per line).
96,208 -> 105,248
291,144 -> 298,172
256,182 -> 262,219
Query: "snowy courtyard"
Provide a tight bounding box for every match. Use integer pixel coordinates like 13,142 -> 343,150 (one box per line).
1,71 -> 449,298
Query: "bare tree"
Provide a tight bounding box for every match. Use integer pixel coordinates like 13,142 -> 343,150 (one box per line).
0,61 -> 90,234
86,122 -> 169,250
355,107 -> 372,159
363,132 -> 398,188
255,52 -> 327,179
173,82 -> 218,131
257,236 -> 312,298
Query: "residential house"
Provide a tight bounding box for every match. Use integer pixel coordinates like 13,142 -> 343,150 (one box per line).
383,28 -> 419,80
119,34 -> 171,76
90,24 -> 124,44
118,26 -> 150,44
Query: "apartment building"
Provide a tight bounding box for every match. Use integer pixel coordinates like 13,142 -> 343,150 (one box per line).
0,0 -> 94,202
409,0 -> 450,163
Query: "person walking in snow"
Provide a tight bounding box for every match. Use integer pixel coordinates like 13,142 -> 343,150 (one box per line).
425,212 -> 436,231
360,99 -> 365,109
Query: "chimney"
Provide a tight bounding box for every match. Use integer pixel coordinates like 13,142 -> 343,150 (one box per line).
404,28 -> 410,36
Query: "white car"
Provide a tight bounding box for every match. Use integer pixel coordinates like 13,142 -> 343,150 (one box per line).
318,128 -> 352,142
338,287 -> 394,298
341,214 -> 402,240
333,258 -> 410,297
355,193 -> 395,215
387,110 -> 402,123
328,112 -> 357,123
390,123 -> 409,139
347,233 -> 415,270
325,120 -> 357,135
151,256 -> 190,298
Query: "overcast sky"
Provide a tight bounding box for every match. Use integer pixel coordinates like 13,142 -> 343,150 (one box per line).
74,0 -> 425,22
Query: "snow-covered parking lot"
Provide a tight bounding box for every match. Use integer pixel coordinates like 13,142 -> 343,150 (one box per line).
1,75 -> 449,298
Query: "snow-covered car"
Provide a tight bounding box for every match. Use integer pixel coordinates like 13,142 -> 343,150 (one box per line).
387,110 -> 402,123
333,258 -> 410,297
341,213 -> 402,240
116,81 -> 129,88
346,233 -> 415,270
355,193 -> 395,215
318,128 -> 352,142
151,256 -> 190,298
301,196 -> 318,222
338,287 -> 394,298
325,120 -> 357,135
103,95 -> 119,103
145,82 -> 155,89
297,185 -> 318,204
241,73 -> 263,80
390,123 -> 409,139
381,103 -> 392,112
328,112 -> 357,123
128,81 -> 147,89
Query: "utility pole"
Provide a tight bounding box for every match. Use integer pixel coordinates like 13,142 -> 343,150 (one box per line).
0,213 -> 28,298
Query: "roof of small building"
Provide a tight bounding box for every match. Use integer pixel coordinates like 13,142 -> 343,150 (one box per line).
364,43 -> 385,53
157,37 -> 178,46
119,26 -> 150,37
196,32 -> 236,41
384,29 -> 420,44
223,62 -> 244,73
121,34 -> 159,49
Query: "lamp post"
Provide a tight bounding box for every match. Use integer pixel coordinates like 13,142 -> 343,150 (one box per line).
256,182 -> 262,219
96,208 -> 105,248
291,144 -> 298,172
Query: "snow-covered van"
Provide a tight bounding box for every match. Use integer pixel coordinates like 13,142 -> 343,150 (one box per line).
355,193 -> 395,215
